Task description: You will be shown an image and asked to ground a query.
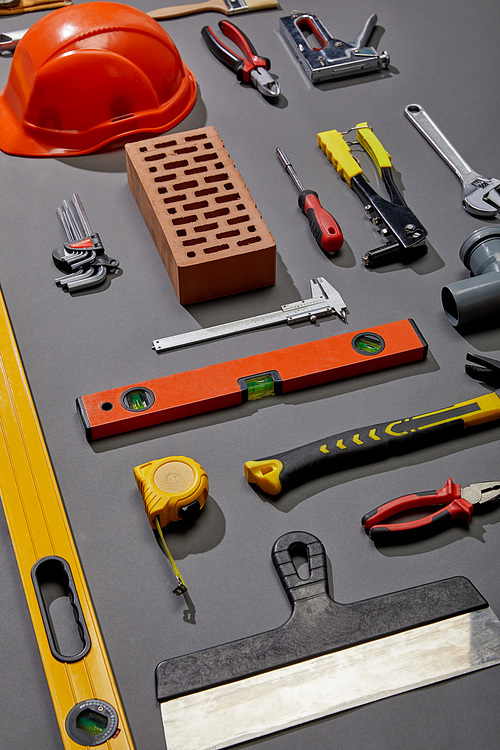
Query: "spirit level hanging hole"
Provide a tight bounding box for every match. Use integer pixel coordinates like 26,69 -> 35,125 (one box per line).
65,699 -> 119,746
351,332 -> 385,355
120,387 -> 155,412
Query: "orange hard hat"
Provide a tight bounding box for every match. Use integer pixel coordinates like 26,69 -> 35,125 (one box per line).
0,2 -> 197,157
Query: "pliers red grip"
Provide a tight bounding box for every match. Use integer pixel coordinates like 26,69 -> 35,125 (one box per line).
201,20 -> 280,99
362,478 -> 500,544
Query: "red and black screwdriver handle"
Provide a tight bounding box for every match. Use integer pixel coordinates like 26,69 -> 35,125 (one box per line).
361,478 -> 474,544
201,20 -> 271,83
298,190 -> 343,254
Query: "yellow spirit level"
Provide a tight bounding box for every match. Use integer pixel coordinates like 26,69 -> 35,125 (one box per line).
0,287 -> 135,749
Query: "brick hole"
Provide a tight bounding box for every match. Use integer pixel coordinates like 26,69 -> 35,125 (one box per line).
139,146 -> 147,152
195,187 -> 218,196
195,223 -> 218,233
183,200 -> 209,210
149,167 -> 157,173
215,193 -> 240,204
203,243 -> 229,254
216,230 -> 240,239
154,174 -> 176,183
145,152 -> 165,161
204,207 -> 230,219
224,183 -> 234,190
193,153 -> 218,163
205,174 -> 229,184
203,142 -> 214,149
237,204 -> 245,210
172,215 -> 198,226
228,214 -> 250,225
174,180 -> 198,191
237,236 -> 261,247
187,251 -> 196,257
174,146 -> 198,154
167,208 -> 177,214
157,187 -> 167,194
185,166 -> 208,175
163,159 -> 189,170
154,140 -> 177,148
163,194 -> 185,204
185,133 -> 208,142
248,225 -> 256,232
215,162 -> 224,169
183,238 -> 206,247
176,229 -> 187,237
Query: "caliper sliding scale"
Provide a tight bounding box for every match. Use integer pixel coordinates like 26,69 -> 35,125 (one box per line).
78,319 -> 427,440
0,287 -> 134,749
153,277 -> 347,353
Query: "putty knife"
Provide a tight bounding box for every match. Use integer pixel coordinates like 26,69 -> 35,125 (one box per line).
156,531 -> 500,749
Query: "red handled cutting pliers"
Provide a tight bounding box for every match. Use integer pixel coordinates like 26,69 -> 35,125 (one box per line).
362,478 -> 500,544
201,20 -> 280,100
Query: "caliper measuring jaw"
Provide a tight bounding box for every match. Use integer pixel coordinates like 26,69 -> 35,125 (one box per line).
279,12 -> 390,84
152,277 -> 348,353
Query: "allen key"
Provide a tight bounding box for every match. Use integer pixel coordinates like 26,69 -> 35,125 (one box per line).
52,194 -> 120,292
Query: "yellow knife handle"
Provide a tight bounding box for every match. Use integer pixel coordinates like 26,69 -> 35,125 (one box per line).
244,390 -> 500,496
317,129 -> 362,187
356,122 -> 392,178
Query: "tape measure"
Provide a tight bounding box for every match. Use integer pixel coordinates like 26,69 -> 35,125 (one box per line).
134,457 -> 208,595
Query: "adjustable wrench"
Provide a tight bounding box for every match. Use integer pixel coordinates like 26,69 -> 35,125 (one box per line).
405,104 -> 500,218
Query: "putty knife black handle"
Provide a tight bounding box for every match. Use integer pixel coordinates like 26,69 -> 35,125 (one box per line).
156,530 -> 487,702
244,390 -> 500,496
272,531 -> 329,604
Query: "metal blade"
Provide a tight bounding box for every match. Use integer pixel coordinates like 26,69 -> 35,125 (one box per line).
160,607 -> 500,750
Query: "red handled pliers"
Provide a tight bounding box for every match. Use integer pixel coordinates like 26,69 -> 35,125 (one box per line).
362,478 -> 500,544
201,20 -> 280,100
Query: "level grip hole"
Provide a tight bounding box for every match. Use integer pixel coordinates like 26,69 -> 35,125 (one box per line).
32,558 -> 90,660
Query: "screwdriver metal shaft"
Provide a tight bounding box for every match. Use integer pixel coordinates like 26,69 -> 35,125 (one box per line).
276,147 -> 343,254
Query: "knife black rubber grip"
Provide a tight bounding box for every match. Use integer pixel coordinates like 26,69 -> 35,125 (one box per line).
244,391 -> 500,496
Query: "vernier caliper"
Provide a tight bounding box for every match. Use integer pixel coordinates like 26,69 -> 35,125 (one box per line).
152,277 -> 347,353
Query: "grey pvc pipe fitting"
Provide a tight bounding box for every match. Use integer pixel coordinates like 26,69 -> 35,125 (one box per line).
441,227 -> 500,327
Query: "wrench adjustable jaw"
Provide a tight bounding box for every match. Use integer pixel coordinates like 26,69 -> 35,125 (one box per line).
405,104 -> 500,218
462,173 -> 500,218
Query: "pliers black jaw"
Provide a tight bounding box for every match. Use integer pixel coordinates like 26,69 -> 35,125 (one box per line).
466,353 -> 500,388
201,20 -> 280,100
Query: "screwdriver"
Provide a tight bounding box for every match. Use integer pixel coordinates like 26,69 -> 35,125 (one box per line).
276,147 -> 343,254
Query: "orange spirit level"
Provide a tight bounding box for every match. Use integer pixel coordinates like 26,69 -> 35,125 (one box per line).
77,319 -> 427,440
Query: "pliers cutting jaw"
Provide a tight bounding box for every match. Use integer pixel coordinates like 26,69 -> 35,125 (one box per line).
318,123 -> 428,266
201,20 -> 280,99
362,478 -> 500,545
465,352 -> 500,388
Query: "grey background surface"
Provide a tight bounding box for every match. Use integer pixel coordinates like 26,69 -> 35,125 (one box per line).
1,0 -> 500,748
